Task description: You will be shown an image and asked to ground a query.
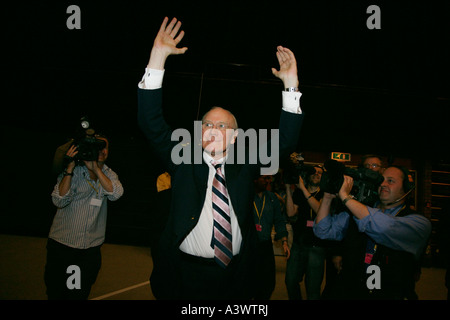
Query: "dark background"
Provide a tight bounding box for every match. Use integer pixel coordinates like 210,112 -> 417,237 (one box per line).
2,0 -> 449,246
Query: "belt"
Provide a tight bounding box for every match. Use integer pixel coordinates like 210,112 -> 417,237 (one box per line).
179,251 -> 217,266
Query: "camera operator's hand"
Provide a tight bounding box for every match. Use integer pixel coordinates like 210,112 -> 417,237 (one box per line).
58,145 -> 78,197
65,145 -> 78,173
296,176 -> 307,192
337,175 -> 370,220
83,160 -> 100,175
323,192 -> 336,200
338,175 -> 354,201
84,160 -> 114,193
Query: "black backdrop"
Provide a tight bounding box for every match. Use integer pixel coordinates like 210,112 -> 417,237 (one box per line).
2,0 -> 449,245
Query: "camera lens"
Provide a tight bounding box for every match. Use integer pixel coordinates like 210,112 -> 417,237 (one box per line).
81,120 -> 90,129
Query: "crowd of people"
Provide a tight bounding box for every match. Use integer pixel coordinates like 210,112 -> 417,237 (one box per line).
261,154 -> 432,300
44,16 -> 437,300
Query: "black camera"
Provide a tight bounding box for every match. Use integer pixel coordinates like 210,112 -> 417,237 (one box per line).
320,159 -> 384,206
283,153 -> 317,185
72,117 -> 106,163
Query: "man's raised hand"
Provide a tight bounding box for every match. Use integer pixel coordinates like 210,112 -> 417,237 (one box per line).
147,17 -> 188,70
271,46 -> 299,89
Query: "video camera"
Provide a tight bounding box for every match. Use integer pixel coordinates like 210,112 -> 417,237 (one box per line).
283,153 -> 317,185
320,159 -> 384,206
71,116 -> 106,164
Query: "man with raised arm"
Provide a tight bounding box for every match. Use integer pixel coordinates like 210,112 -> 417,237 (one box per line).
138,17 -> 304,299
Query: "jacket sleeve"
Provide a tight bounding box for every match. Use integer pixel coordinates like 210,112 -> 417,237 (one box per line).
256,110 -> 304,176
137,88 -> 177,174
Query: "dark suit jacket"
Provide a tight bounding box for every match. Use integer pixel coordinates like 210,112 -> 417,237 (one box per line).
138,87 -> 303,299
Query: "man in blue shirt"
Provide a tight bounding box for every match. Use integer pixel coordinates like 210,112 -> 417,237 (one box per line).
314,165 -> 431,299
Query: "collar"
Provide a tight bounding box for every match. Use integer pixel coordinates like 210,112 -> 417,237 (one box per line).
374,201 -> 405,215
203,151 -> 227,168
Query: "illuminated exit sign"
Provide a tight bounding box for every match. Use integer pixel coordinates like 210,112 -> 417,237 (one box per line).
331,152 -> 351,162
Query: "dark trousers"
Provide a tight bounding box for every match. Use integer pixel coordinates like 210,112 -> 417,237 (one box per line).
44,238 -> 102,300
285,242 -> 326,300
253,240 -> 276,300
178,251 -> 245,300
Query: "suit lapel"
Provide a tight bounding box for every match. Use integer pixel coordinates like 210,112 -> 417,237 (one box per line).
224,161 -> 243,216
193,162 -> 209,210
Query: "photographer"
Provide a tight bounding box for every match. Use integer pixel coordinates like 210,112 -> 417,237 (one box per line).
314,166 -> 431,299
323,154 -> 385,298
285,165 -> 327,300
44,134 -> 124,300
360,154 -> 384,173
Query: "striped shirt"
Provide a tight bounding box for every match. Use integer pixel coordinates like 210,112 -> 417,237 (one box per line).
49,164 -> 124,249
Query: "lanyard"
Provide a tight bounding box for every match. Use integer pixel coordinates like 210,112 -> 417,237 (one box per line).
253,195 -> 266,224
394,204 -> 407,216
85,177 -> 100,196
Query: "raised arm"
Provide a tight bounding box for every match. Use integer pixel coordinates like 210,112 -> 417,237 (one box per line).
268,46 -> 303,176
138,17 -> 188,173
147,17 -> 188,71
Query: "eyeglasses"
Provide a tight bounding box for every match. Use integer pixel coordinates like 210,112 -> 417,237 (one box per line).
202,121 -> 233,131
364,163 -> 382,169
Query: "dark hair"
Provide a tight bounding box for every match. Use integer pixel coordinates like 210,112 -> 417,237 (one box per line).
388,165 -> 414,193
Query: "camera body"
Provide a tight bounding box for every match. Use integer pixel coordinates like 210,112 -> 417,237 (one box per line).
320,159 -> 384,206
71,117 -> 106,163
73,134 -> 106,162
283,153 -> 317,185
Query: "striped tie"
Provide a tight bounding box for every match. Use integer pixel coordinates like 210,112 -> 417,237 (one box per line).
211,162 -> 233,268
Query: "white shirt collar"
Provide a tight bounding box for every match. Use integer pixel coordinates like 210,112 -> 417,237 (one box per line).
203,151 -> 227,168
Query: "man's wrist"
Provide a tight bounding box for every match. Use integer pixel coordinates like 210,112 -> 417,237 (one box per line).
63,169 -> 74,177
342,194 -> 355,206
147,49 -> 168,70
282,76 -> 299,88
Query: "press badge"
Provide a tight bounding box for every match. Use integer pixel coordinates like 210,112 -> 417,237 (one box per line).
306,220 -> 314,227
255,224 -> 262,232
365,253 -> 374,264
90,198 -> 103,207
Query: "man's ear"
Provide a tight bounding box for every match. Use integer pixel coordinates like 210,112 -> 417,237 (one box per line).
230,129 -> 239,145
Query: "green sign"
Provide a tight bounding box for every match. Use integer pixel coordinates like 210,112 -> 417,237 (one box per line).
331,152 -> 351,161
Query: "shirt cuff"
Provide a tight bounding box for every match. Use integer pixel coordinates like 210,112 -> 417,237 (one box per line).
138,68 -> 165,89
282,91 -> 302,114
